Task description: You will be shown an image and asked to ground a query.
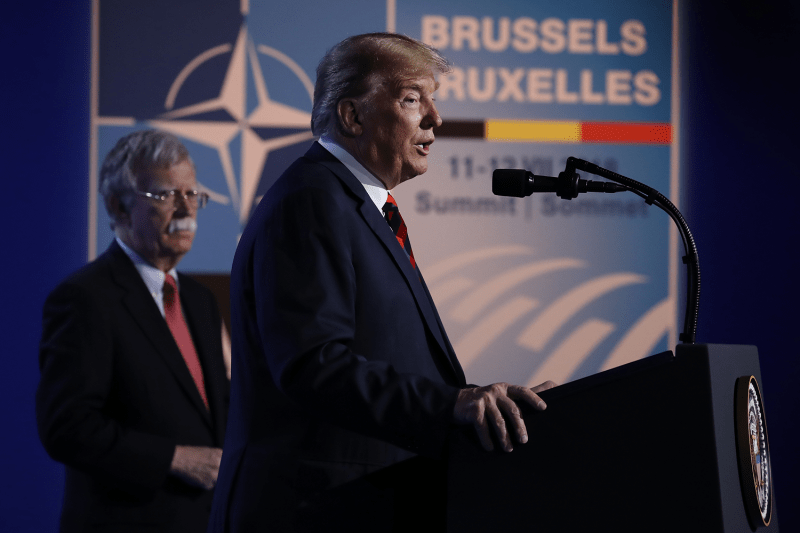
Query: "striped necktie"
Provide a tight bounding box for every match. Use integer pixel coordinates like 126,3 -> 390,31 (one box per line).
383,193 -> 417,271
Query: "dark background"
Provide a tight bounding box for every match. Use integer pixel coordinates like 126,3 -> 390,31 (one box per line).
2,1 -> 797,531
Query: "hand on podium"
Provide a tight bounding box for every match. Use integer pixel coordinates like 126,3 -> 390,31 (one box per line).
454,381 -> 556,453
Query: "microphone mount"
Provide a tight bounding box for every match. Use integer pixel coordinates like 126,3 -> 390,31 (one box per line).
564,157 -> 699,344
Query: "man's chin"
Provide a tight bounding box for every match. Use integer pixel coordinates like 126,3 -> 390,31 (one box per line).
405,166 -> 427,183
162,233 -> 194,253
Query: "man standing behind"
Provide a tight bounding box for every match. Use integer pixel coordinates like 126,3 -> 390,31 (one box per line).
37,130 -> 230,532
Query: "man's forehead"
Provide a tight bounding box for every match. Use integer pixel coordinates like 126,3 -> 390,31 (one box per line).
138,160 -> 196,187
394,75 -> 439,93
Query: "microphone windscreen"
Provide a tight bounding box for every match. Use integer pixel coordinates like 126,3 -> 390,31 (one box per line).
492,169 -> 529,197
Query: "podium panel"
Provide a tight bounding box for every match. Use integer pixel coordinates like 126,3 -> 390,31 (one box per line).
447,344 -> 778,532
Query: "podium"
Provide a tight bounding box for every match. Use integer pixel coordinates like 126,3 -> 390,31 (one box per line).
446,344 -> 778,532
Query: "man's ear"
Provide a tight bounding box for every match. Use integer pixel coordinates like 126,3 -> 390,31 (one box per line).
337,98 -> 363,137
109,196 -> 130,226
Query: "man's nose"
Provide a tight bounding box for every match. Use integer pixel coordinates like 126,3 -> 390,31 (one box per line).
423,102 -> 442,129
173,193 -> 195,213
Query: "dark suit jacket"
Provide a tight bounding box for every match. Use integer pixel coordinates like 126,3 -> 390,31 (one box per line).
208,142 -> 468,532
36,241 -> 229,533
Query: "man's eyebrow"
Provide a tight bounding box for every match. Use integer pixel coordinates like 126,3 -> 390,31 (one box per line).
401,82 -> 423,92
398,80 -> 439,93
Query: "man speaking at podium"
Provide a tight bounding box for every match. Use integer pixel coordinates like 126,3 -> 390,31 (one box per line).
209,33 -> 555,532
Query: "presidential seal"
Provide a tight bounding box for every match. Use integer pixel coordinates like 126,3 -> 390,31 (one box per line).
734,375 -> 772,528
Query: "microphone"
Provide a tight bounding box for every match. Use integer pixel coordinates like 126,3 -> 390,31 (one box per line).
492,168 -> 627,200
493,159 -> 702,344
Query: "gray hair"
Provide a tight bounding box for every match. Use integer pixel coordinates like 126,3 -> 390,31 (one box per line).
99,129 -> 192,226
311,32 -> 451,137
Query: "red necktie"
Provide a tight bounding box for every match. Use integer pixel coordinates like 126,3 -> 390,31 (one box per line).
383,193 -> 417,271
163,274 -> 209,409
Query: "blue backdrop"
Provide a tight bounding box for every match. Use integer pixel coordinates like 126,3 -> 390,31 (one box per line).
2,1 -> 797,531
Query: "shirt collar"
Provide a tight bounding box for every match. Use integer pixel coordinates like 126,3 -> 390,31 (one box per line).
116,237 -> 179,296
318,136 -> 389,212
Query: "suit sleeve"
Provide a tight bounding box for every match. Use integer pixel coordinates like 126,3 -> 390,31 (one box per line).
36,281 -> 176,497
251,184 -> 460,457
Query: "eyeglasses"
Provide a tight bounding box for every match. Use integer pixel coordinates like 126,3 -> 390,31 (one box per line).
135,189 -> 209,209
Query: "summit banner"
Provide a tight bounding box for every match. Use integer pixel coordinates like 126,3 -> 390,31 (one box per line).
391,1 -> 678,386
91,0 -> 678,385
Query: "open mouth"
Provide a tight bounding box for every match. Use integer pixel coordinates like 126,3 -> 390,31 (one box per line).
415,140 -> 433,153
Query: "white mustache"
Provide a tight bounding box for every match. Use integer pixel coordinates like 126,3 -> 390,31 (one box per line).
168,218 -> 197,234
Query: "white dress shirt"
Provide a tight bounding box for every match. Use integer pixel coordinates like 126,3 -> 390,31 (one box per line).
116,237 -> 179,318
317,136 -> 390,213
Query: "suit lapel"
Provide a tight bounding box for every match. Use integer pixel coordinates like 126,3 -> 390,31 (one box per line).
417,271 -> 467,385
106,243 -> 214,428
308,143 -> 465,384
